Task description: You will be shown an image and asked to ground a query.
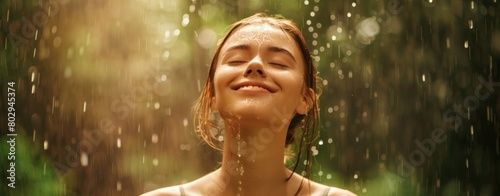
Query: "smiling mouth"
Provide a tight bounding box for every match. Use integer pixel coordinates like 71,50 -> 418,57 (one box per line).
236,85 -> 271,93
231,81 -> 277,93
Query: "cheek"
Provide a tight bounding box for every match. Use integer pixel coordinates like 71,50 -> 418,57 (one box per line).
274,70 -> 305,93
213,66 -> 237,95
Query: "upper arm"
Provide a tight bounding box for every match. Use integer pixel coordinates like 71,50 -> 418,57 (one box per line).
141,186 -> 180,196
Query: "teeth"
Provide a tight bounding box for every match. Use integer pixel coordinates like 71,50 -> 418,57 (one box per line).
239,85 -> 266,90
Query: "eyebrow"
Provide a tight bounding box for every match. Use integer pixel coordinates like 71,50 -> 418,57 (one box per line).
223,44 -> 297,63
267,46 -> 297,63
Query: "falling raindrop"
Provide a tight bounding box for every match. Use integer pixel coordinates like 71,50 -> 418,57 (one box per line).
117,138 -> 121,148
81,152 -> 88,166
174,29 -> 180,36
117,181 -> 122,191
181,14 -> 190,26
152,134 -> 158,143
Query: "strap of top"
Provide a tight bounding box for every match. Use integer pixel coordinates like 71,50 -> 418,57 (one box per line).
322,187 -> 332,196
179,185 -> 186,196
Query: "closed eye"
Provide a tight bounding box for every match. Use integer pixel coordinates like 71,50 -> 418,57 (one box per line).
228,61 -> 247,65
270,62 -> 287,68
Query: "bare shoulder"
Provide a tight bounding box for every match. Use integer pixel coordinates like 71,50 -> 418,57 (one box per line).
141,185 -> 181,196
326,187 -> 357,196
306,178 -> 356,196
288,171 -> 356,196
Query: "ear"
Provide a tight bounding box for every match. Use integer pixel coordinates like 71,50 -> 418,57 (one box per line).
296,88 -> 315,115
211,96 -> 218,111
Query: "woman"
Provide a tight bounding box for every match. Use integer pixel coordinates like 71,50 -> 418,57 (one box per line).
143,13 -> 355,196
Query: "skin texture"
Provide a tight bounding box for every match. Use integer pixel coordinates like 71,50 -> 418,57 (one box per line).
142,24 -> 356,196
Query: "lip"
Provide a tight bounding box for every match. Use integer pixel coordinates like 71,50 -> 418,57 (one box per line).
231,81 -> 277,93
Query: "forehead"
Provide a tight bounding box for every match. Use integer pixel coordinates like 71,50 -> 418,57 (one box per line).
221,24 -> 302,56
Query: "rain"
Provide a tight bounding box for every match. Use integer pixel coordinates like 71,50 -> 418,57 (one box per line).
1,0 -> 499,195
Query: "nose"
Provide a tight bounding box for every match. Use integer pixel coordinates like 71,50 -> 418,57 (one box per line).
244,56 -> 266,77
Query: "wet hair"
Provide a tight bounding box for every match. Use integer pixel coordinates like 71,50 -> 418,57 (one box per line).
194,13 -> 320,180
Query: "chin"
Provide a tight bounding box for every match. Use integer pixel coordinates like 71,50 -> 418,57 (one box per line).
219,106 -> 270,123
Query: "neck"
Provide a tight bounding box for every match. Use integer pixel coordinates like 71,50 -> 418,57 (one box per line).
219,121 -> 291,195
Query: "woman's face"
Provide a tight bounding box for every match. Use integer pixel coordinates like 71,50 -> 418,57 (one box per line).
212,24 -> 308,127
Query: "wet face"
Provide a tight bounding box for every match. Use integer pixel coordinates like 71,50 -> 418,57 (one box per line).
211,24 -> 309,128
